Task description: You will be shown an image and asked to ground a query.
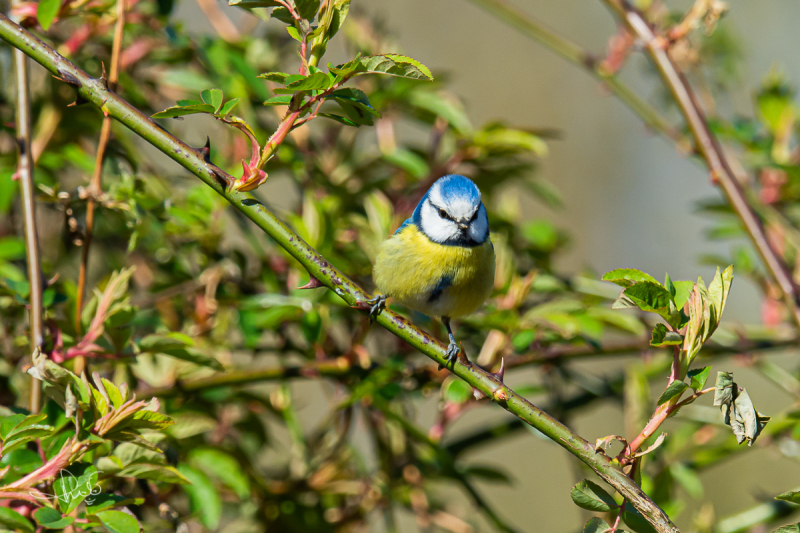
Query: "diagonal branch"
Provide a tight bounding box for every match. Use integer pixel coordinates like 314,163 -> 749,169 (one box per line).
0,15 -> 679,532
600,0 -> 800,332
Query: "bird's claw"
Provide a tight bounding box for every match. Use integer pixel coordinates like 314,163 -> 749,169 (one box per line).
438,341 -> 461,370
365,294 -> 386,323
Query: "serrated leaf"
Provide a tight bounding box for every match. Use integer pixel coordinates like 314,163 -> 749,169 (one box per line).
216,98 -> 240,117
650,323 -> 683,347
570,480 -> 617,512
33,507 -> 73,529
258,72 -> 292,83
602,268 -> 660,288
263,95 -> 293,106
276,71 -> 333,92
657,381 -> 688,405
776,491 -> 800,504
38,0 -> 61,30
623,282 -> 673,314
688,366 -> 711,391
200,88 -> 224,113
0,507 -> 34,533
96,510 -> 141,533
330,54 -> 433,81
152,104 -> 216,119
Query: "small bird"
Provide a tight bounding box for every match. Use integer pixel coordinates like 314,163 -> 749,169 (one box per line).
368,174 -> 496,368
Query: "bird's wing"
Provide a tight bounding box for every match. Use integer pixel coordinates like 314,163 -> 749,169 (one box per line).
394,217 -> 414,235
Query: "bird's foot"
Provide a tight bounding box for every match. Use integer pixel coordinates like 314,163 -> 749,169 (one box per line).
438,341 -> 461,371
365,294 -> 387,323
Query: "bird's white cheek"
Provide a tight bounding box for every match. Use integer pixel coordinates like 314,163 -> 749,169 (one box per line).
420,204 -> 459,243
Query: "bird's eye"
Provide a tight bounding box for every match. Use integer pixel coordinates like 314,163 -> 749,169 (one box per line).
438,208 -> 449,219
469,209 -> 479,222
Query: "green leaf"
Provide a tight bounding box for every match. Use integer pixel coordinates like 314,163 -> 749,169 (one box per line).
227,0 -> 283,7
687,366 -> 711,391
275,71 -> 333,92
119,463 -> 190,484
188,448 -> 250,498
671,462 -> 703,498
602,268 -> 659,288
37,0 -> 61,30
671,280 -> 695,309
1,414 -> 26,439
217,98 -> 239,117
623,282 -> 673,314
0,507 -> 35,533
263,95 -> 294,106
296,0 -> 320,19
96,510 -> 141,533
326,88 -> 380,126
85,494 -> 145,515
200,88 -> 224,113
152,104 -> 216,119
713,371 -> 734,407
318,113 -> 359,127
444,379 -> 472,404
179,465 -> 222,529
570,480 -> 617,512
258,72 -> 293,83
54,463 -> 99,513
622,503 -> 657,533
33,507 -> 74,529
408,90 -> 472,135
776,491 -> 800,504
657,381 -> 688,405
584,517 -> 621,533
774,525 -> 800,533
330,54 -> 433,81
650,323 -> 683,347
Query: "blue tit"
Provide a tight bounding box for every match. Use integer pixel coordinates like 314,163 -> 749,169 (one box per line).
368,174 -> 495,368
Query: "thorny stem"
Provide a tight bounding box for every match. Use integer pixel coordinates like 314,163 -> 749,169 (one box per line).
74,0 -> 126,376
601,0 -> 800,333
11,4 -> 43,414
627,387 -> 715,456
0,16 -> 681,532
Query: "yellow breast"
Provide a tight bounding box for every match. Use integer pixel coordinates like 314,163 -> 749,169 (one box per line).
373,224 -> 495,318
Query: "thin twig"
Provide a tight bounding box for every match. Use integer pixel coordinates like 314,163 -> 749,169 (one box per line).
601,0 -> 800,332
74,0 -> 126,376
0,17 -> 680,532
464,0 -> 688,147
11,5 -> 43,414
195,0 -> 240,43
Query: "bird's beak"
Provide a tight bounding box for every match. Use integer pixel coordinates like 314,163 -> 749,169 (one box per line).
457,221 -> 469,231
